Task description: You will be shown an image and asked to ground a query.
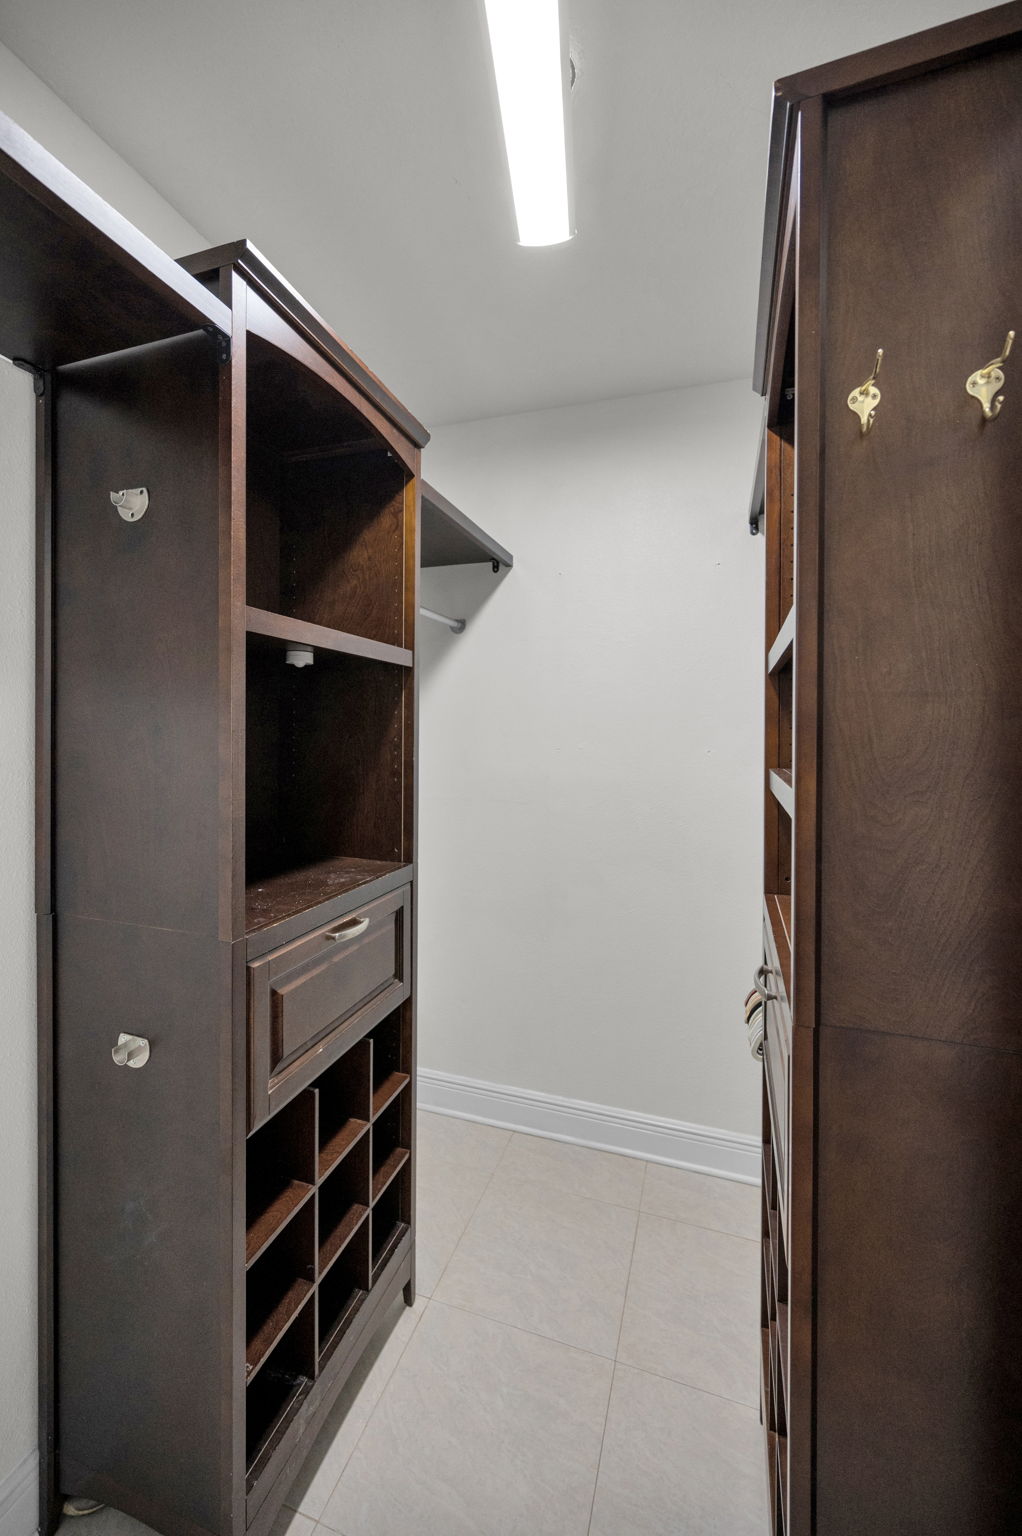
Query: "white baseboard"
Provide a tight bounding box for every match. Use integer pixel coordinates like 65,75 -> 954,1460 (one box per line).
0,1450 -> 38,1536
417,1068 -> 760,1184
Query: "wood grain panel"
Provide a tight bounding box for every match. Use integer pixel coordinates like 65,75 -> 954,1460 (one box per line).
818,45 -> 1022,1054
56,917 -> 235,1535
816,1025 -> 1022,1534
54,333 -> 223,935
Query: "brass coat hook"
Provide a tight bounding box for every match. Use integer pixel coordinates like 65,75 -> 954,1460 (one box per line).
966,331 -> 1014,420
848,349 -> 883,434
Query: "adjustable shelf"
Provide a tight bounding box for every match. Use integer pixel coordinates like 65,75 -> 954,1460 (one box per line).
247,606 -> 412,669
770,769 -> 794,819
245,1298 -> 316,1488
420,481 -> 513,571
768,606 -> 795,674
318,1221 -> 371,1361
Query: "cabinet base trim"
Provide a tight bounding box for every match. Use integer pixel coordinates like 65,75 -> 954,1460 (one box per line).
418,1069 -> 759,1184
0,1451 -> 38,1536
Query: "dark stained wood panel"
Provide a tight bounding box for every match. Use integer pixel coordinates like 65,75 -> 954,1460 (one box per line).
420,481 -> 513,569
56,917 -> 235,1536
0,110 -> 228,371
179,240 -> 429,449
54,332 -> 223,934
818,44 -> 1022,1055
246,608 -> 412,669
816,1025 -> 1022,1534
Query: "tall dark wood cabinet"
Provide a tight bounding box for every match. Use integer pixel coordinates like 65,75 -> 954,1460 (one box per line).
0,111 -> 442,1536
751,4 -> 1022,1532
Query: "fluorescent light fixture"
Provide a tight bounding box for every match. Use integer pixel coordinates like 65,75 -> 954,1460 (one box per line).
483,0 -> 572,246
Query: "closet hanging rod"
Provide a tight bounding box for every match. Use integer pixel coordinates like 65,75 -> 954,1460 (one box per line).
420,605 -> 466,635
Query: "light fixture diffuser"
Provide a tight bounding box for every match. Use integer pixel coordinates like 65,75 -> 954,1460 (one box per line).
483,0 -> 573,246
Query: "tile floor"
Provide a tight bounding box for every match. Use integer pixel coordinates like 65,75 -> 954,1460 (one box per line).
59,1113 -> 765,1536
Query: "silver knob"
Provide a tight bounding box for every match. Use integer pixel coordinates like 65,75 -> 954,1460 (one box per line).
112,1033 -> 150,1068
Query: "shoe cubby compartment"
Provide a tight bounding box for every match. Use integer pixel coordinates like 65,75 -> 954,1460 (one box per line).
318,1135 -> 370,1277
318,1218 -> 371,1363
246,1089 -> 316,1267
371,1171 -> 410,1286
245,1292 -> 316,1483
370,1011 -> 410,1118
371,1095 -> 410,1205
246,1199 -> 316,1382
317,1038 -> 372,1180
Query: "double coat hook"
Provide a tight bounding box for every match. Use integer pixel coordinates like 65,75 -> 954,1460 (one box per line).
847,349 -> 883,434
966,331 -> 1014,420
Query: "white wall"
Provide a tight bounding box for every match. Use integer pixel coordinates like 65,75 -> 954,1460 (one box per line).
419,379 -> 764,1144
0,41 -> 206,255
0,53 -> 207,1531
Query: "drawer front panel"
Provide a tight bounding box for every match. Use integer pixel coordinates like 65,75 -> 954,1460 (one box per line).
249,885 -> 410,1128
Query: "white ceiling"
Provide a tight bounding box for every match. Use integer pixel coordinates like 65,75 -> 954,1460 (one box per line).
0,0 -> 986,426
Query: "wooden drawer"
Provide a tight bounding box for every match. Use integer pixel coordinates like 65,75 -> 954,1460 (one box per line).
249,886 -> 410,1129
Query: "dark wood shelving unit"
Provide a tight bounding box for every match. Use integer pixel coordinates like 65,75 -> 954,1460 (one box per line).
371,1146 -> 410,1203
23,124 -> 423,1532
751,10 -> 1022,1533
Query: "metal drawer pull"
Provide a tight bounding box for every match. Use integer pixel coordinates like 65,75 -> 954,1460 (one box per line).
754,963 -> 778,1003
325,915 -> 370,943
112,1033 -> 150,1068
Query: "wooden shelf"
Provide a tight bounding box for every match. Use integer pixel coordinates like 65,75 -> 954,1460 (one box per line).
246,1279 -> 313,1382
777,1302 -> 790,1402
318,1119 -> 369,1183
371,1146 -> 409,1204
246,1372 -> 312,1490
766,894 -> 792,1000
318,1286 -> 368,1363
372,1071 -> 409,1119
768,606 -> 795,673
769,769 -> 794,819
371,1220 -> 409,1286
246,856 -> 410,935
247,607 -> 412,669
246,1180 -> 315,1269
319,1203 -> 369,1278
420,482 -> 513,570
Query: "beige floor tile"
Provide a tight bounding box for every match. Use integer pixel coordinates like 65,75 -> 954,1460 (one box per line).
435,1171 -> 637,1356
492,1132 -> 646,1208
414,1111 -> 510,1295
590,1365 -> 766,1536
286,1296 -> 426,1519
617,1213 -> 760,1405
416,1110 -> 510,1175
319,1300 -> 612,1536
641,1162 -> 761,1239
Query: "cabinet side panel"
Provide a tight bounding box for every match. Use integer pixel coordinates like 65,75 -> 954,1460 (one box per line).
54,332 -> 221,934
56,918 -> 234,1536
815,1025 -> 1022,1534
818,46 -> 1022,1054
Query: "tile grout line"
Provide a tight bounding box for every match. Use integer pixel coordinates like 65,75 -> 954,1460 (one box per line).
425,1129 -> 514,1298
613,1357 -> 761,1415
428,1292 -> 620,1363
298,1299 -> 429,1529
587,1161 -> 647,1536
